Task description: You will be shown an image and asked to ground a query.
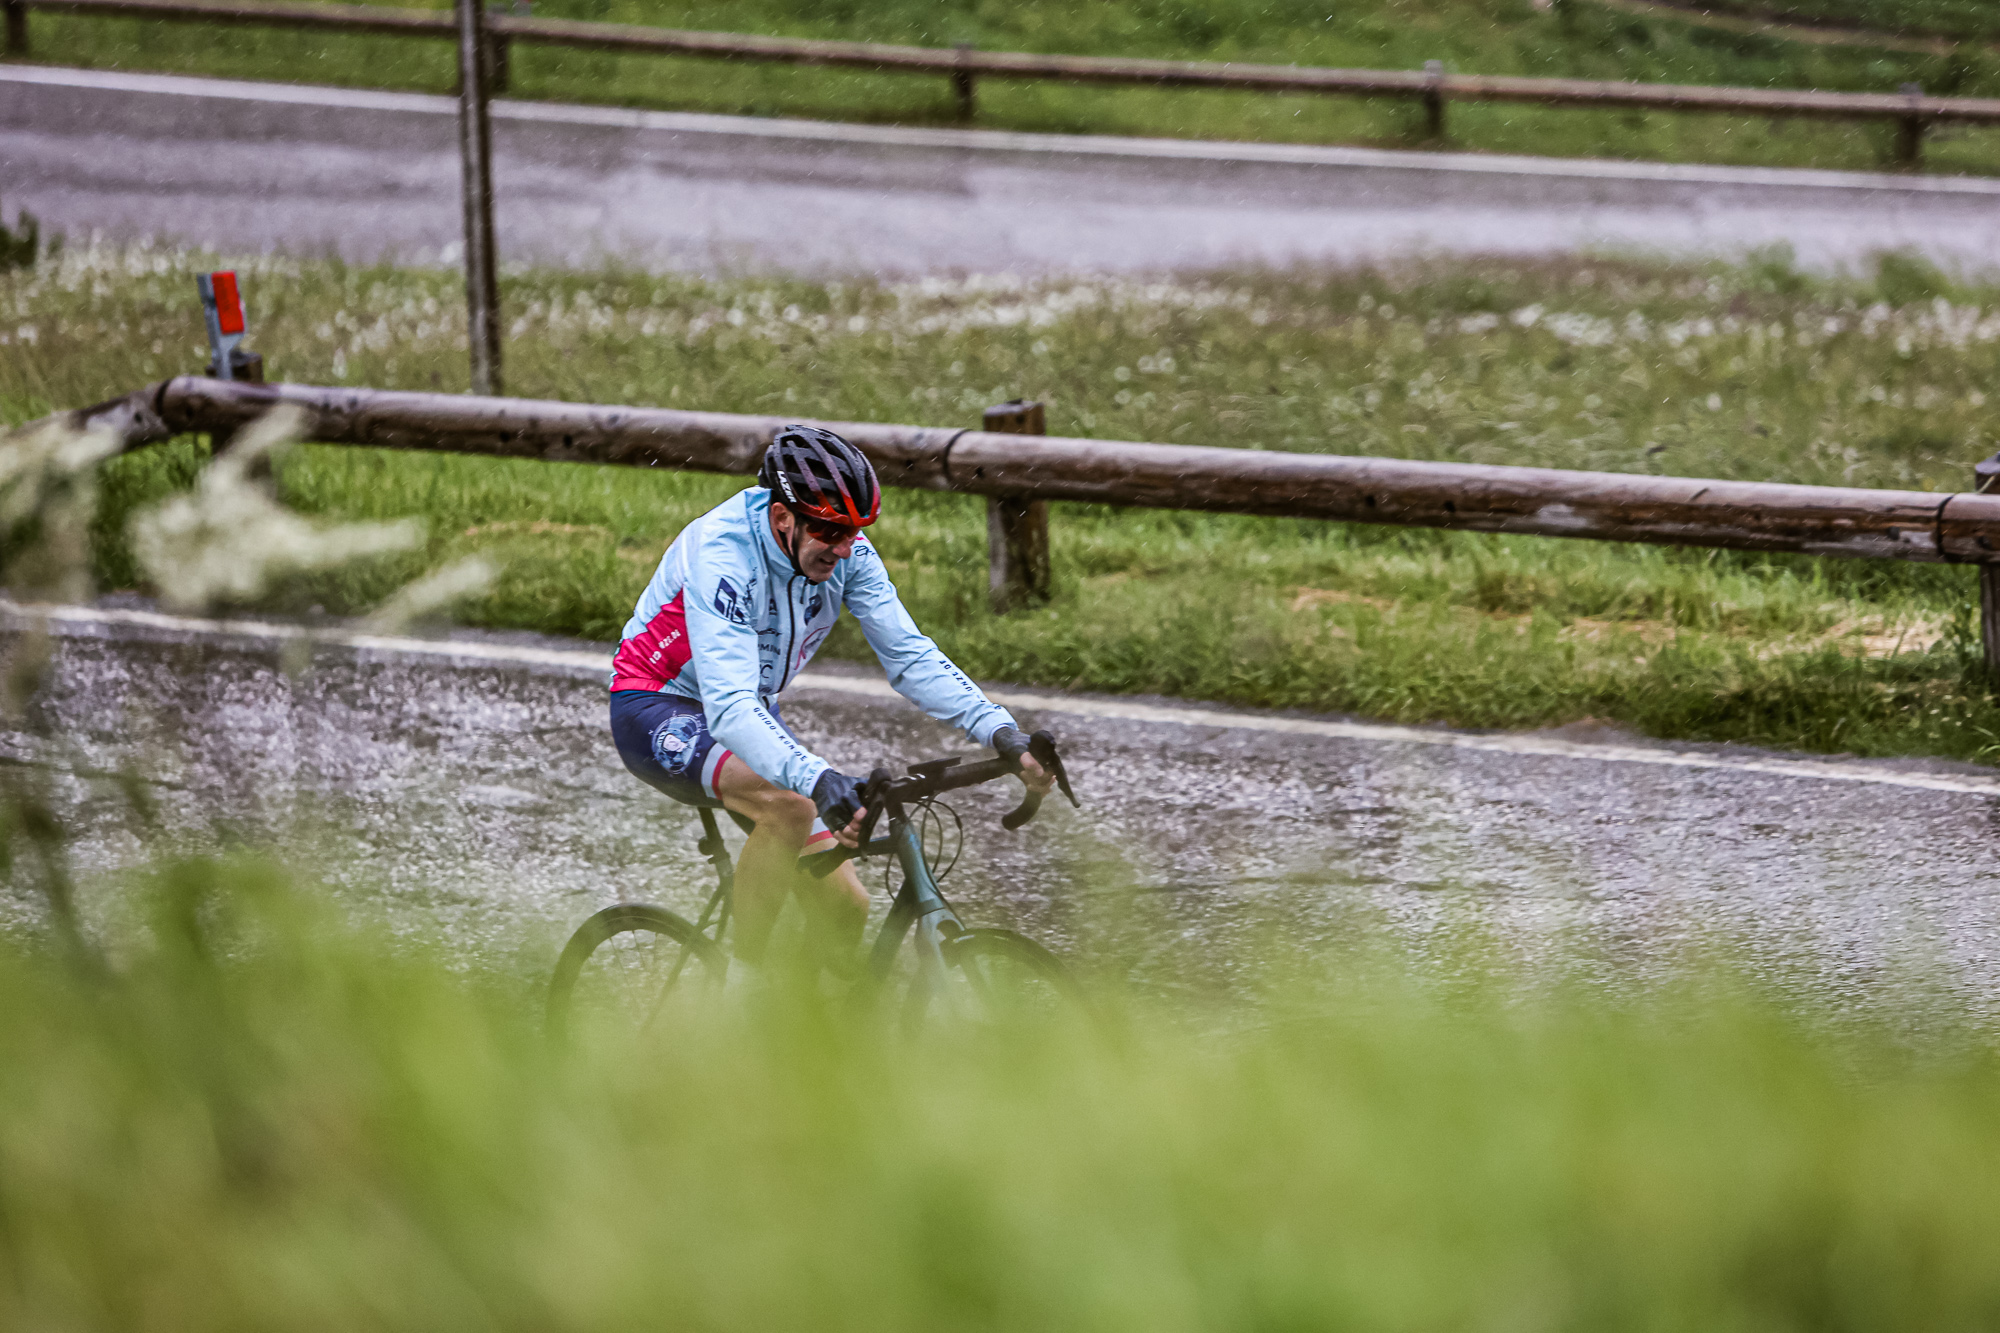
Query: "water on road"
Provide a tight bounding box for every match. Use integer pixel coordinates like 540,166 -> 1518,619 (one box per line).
3,605 -> 1996,1016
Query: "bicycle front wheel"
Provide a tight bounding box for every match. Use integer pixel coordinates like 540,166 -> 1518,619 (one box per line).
547,903 -> 727,1041
909,927 -> 1089,1028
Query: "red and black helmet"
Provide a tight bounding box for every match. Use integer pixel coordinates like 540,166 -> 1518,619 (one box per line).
758,424 -> 881,528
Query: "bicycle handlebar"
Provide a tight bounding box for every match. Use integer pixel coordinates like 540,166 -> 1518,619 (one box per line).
803,731 -> 1077,879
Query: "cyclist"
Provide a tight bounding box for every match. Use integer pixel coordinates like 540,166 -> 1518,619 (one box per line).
608,423 -> 1052,983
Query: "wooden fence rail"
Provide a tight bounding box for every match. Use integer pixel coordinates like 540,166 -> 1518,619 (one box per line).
9,0 -> 1996,163
57,376 -> 2000,669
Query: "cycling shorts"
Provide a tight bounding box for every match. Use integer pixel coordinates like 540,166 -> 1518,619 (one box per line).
609,690 -> 836,854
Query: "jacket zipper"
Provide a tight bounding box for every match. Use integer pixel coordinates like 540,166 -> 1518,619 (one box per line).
777,573 -> 801,694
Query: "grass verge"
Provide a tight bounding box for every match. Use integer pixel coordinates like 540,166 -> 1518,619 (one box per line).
6,242 -> 2000,763
12,0 -> 2000,175
4,851 -> 2000,1330
1697,0 -> 2000,42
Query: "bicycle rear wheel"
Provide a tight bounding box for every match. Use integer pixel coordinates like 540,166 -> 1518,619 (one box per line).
906,927 -> 1089,1028
547,904 -> 727,1041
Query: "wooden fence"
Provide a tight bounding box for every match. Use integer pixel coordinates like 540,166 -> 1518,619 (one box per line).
61,376 -> 2000,668
8,0 -> 1997,163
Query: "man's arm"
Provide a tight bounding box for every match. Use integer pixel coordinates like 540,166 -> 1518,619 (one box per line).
685,536 -> 829,797
841,538 -> 1017,745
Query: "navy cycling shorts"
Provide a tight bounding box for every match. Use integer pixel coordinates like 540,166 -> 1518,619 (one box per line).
609,690 -> 835,852
611,690 -> 736,806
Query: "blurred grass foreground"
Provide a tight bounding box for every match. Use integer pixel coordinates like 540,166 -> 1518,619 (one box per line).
4,856 -> 2000,1330
6,272 -> 2000,1331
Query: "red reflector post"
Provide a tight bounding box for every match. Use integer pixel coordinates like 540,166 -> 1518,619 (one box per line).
210,271 -> 245,335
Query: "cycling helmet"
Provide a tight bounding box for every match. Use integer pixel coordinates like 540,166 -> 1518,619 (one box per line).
759,424 -> 881,529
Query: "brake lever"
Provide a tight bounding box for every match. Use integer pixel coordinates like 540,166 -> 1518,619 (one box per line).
1000,731 -> 1078,830
853,766 -> 892,844
1028,730 -> 1079,808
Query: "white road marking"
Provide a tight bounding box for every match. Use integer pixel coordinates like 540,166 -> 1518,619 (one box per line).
9,599 -> 1999,799
5,63 -> 1996,198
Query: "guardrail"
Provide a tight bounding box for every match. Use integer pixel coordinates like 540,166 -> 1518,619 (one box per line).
59,376 -> 2000,670
7,0 -> 1996,164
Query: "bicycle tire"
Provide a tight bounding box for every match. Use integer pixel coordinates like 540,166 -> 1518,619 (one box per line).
905,927 -> 1090,1028
547,903 -> 727,1041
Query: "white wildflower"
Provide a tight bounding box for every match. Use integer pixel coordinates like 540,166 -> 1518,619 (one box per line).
128,407 -> 422,610
358,556 -> 496,633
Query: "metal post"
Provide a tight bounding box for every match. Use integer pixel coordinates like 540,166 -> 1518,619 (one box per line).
3,0 -> 27,57
456,0 -> 502,396
953,43 -> 976,121
982,400 -> 1051,613
1423,60 -> 1446,140
1895,82 -> 1926,168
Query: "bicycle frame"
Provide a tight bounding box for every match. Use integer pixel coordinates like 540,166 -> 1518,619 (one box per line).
685,803 -> 964,989
862,806 -> 968,992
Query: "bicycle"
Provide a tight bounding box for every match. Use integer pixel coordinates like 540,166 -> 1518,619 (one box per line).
548,731 -> 1084,1035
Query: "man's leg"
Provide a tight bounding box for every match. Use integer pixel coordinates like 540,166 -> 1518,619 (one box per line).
714,755 -> 868,966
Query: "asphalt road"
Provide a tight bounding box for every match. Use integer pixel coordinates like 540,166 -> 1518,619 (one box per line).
4,602 -> 1998,1016
5,63 -> 1998,275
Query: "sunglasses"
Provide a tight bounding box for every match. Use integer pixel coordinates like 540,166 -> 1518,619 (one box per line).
798,514 -> 863,545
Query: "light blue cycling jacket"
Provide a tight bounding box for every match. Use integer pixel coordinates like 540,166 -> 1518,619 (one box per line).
611,487 -> 1016,797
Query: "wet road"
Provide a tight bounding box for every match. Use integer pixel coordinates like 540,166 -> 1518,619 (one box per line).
3,602 -> 1998,1012
5,64 -> 1998,274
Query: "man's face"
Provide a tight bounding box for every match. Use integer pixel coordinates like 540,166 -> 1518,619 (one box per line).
771,504 -> 860,583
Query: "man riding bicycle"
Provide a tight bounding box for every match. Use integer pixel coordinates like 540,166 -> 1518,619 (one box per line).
609,424 -> 1052,982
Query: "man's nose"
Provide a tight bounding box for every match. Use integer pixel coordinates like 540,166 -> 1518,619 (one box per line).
829,535 -> 857,558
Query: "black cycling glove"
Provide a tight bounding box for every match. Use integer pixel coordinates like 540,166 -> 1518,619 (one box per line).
991,725 -> 1031,764
811,768 -> 867,831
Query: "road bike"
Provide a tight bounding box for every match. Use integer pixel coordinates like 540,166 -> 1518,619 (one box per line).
548,732 -> 1084,1034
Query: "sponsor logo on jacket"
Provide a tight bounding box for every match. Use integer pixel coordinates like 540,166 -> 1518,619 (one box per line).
713,576 -> 748,624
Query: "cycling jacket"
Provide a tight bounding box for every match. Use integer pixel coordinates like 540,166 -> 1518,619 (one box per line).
611,486 -> 1016,797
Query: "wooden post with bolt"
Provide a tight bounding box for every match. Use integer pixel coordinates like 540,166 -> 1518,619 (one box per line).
488,30 -> 510,92
1896,82 -> 1927,167
982,400 -> 1051,613
1975,452 -> 2000,674
953,42 -> 976,120
1423,60 -> 1446,138
3,0 -> 28,56
455,0 -> 503,396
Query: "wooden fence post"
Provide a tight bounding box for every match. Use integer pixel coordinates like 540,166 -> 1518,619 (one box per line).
1423,60 -> 1446,139
982,400 -> 1051,613
488,32 -> 510,94
1896,82 -> 1926,167
3,0 -> 28,57
953,42 -> 976,120
1976,451 -> 2000,674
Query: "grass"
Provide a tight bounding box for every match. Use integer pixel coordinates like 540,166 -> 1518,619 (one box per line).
5,851 -> 2000,1330
13,0 -> 2000,175
6,241 -> 2000,764
1697,0 -> 2000,42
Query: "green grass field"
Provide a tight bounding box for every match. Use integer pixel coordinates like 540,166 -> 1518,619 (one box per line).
4,852 -> 2000,1331
1699,0 -> 2000,41
6,242 -> 1999,765
12,0 -> 2000,174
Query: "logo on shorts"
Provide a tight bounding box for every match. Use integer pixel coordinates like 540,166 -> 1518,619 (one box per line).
713,576 -> 747,625
650,713 -> 707,779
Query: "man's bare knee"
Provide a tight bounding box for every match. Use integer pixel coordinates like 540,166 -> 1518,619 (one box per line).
718,759 -> 817,841
755,789 -> 816,838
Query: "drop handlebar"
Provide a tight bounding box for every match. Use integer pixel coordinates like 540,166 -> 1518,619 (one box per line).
803,730 -> 1076,878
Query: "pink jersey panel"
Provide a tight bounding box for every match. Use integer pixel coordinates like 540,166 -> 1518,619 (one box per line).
611,590 -> 693,692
